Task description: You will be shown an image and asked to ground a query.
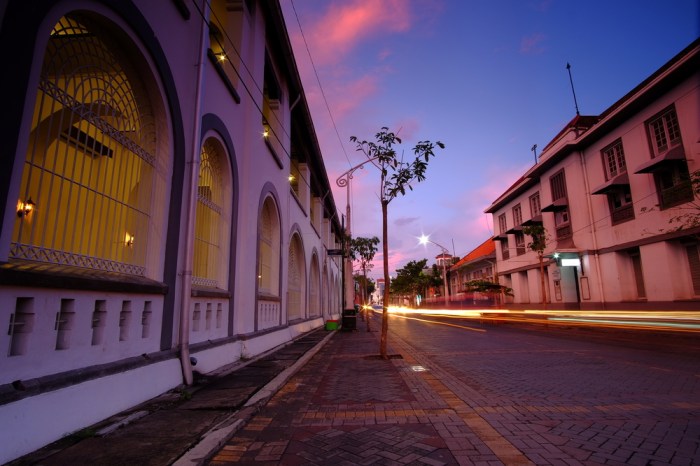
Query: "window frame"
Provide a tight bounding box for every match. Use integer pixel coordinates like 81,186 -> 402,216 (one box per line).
512,204 -> 522,226
601,138 -> 627,180
498,213 -> 507,235
646,105 -> 682,158
529,192 -> 541,218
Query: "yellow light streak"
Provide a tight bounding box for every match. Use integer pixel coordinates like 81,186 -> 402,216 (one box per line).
373,306 -> 700,334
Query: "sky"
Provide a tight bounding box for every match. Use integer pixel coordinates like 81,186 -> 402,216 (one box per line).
280,0 -> 699,279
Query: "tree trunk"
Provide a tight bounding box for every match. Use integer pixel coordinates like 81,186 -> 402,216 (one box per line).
380,200 -> 389,358
363,265 -> 371,332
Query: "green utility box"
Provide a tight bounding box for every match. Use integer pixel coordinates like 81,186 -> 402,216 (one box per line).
325,320 -> 339,331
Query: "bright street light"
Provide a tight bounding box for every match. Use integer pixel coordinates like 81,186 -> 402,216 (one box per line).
418,234 -> 450,302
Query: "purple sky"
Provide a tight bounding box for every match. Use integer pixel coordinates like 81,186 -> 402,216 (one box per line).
281,0 -> 699,279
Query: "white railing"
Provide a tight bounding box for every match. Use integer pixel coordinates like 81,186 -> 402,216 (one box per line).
257,298 -> 281,330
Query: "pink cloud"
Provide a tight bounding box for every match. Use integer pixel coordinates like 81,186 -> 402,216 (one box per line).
393,118 -> 421,141
328,74 -> 380,119
307,0 -> 412,65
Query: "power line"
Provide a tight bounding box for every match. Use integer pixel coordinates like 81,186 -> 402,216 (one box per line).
289,0 -> 353,169
190,0 -> 317,196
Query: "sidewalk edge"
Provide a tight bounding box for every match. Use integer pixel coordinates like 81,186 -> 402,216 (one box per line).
172,330 -> 336,466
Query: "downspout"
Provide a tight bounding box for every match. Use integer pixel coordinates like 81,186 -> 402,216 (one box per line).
578,148 -> 606,307
179,0 -> 208,385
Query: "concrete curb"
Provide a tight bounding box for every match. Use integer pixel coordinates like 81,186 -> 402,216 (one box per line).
173,330 -> 336,466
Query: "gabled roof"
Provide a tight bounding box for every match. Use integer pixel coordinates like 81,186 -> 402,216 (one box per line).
451,238 -> 495,271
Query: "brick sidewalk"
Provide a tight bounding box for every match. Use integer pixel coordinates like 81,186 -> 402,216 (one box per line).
207,315 -> 700,466
208,326 -> 522,465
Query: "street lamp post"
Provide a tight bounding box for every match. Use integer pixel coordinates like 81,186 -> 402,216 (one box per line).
336,157 -> 380,322
419,234 -> 450,305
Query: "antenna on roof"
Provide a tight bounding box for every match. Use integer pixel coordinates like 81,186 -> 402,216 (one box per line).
566,62 -> 580,116
531,144 -> 538,163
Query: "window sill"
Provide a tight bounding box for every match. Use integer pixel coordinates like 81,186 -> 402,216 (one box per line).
257,293 -> 280,301
192,287 -> 231,299
0,260 -> 167,294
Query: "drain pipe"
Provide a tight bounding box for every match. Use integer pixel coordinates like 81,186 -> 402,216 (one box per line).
179,0 -> 208,385
578,149 -> 605,307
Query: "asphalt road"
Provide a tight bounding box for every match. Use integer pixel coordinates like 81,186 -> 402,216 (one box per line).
386,313 -> 700,465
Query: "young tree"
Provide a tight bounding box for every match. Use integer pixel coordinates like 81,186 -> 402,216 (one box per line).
463,279 -> 513,304
522,224 -> 548,308
350,128 -> 444,357
390,259 -> 433,306
349,235 -> 380,331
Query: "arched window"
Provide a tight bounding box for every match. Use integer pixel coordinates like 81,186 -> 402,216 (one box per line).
258,196 -> 280,296
309,252 -> 320,317
11,14 -> 160,276
287,233 -> 305,321
322,264 -> 329,317
193,138 -> 226,288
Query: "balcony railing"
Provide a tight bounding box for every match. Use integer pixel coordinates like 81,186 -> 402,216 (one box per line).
660,181 -> 694,209
611,204 -> 635,224
556,224 -> 572,239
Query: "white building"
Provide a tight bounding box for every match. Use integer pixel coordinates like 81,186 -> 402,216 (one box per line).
0,1 -> 343,462
485,39 -> 700,311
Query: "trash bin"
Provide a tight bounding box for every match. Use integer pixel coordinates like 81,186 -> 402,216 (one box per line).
342,308 -> 357,330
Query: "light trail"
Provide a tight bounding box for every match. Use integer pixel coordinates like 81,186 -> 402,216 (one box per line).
370,306 -> 700,334
387,312 -> 486,333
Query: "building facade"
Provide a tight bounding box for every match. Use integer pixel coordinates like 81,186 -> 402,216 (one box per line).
485,39 -> 700,311
448,238 -> 498,307
0,1 -> 343,462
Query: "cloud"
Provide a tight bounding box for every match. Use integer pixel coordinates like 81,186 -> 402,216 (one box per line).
328,74 -> 381,120
520,32 -> 547,55
395,217 -> 419,227
307,0 -> 412,65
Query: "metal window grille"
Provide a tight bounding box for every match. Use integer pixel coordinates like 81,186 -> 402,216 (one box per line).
287,235 -> 303,320
11,15 -> 155,275
258,198 -> 279,295
193,139 -> 223,287
309,256 -> 320,317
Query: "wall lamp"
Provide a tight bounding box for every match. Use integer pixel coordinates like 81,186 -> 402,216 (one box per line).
124,232 -> 135,247
17,198 -> 35,218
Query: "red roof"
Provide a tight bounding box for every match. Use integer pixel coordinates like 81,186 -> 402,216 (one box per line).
451,238 -> 495,270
